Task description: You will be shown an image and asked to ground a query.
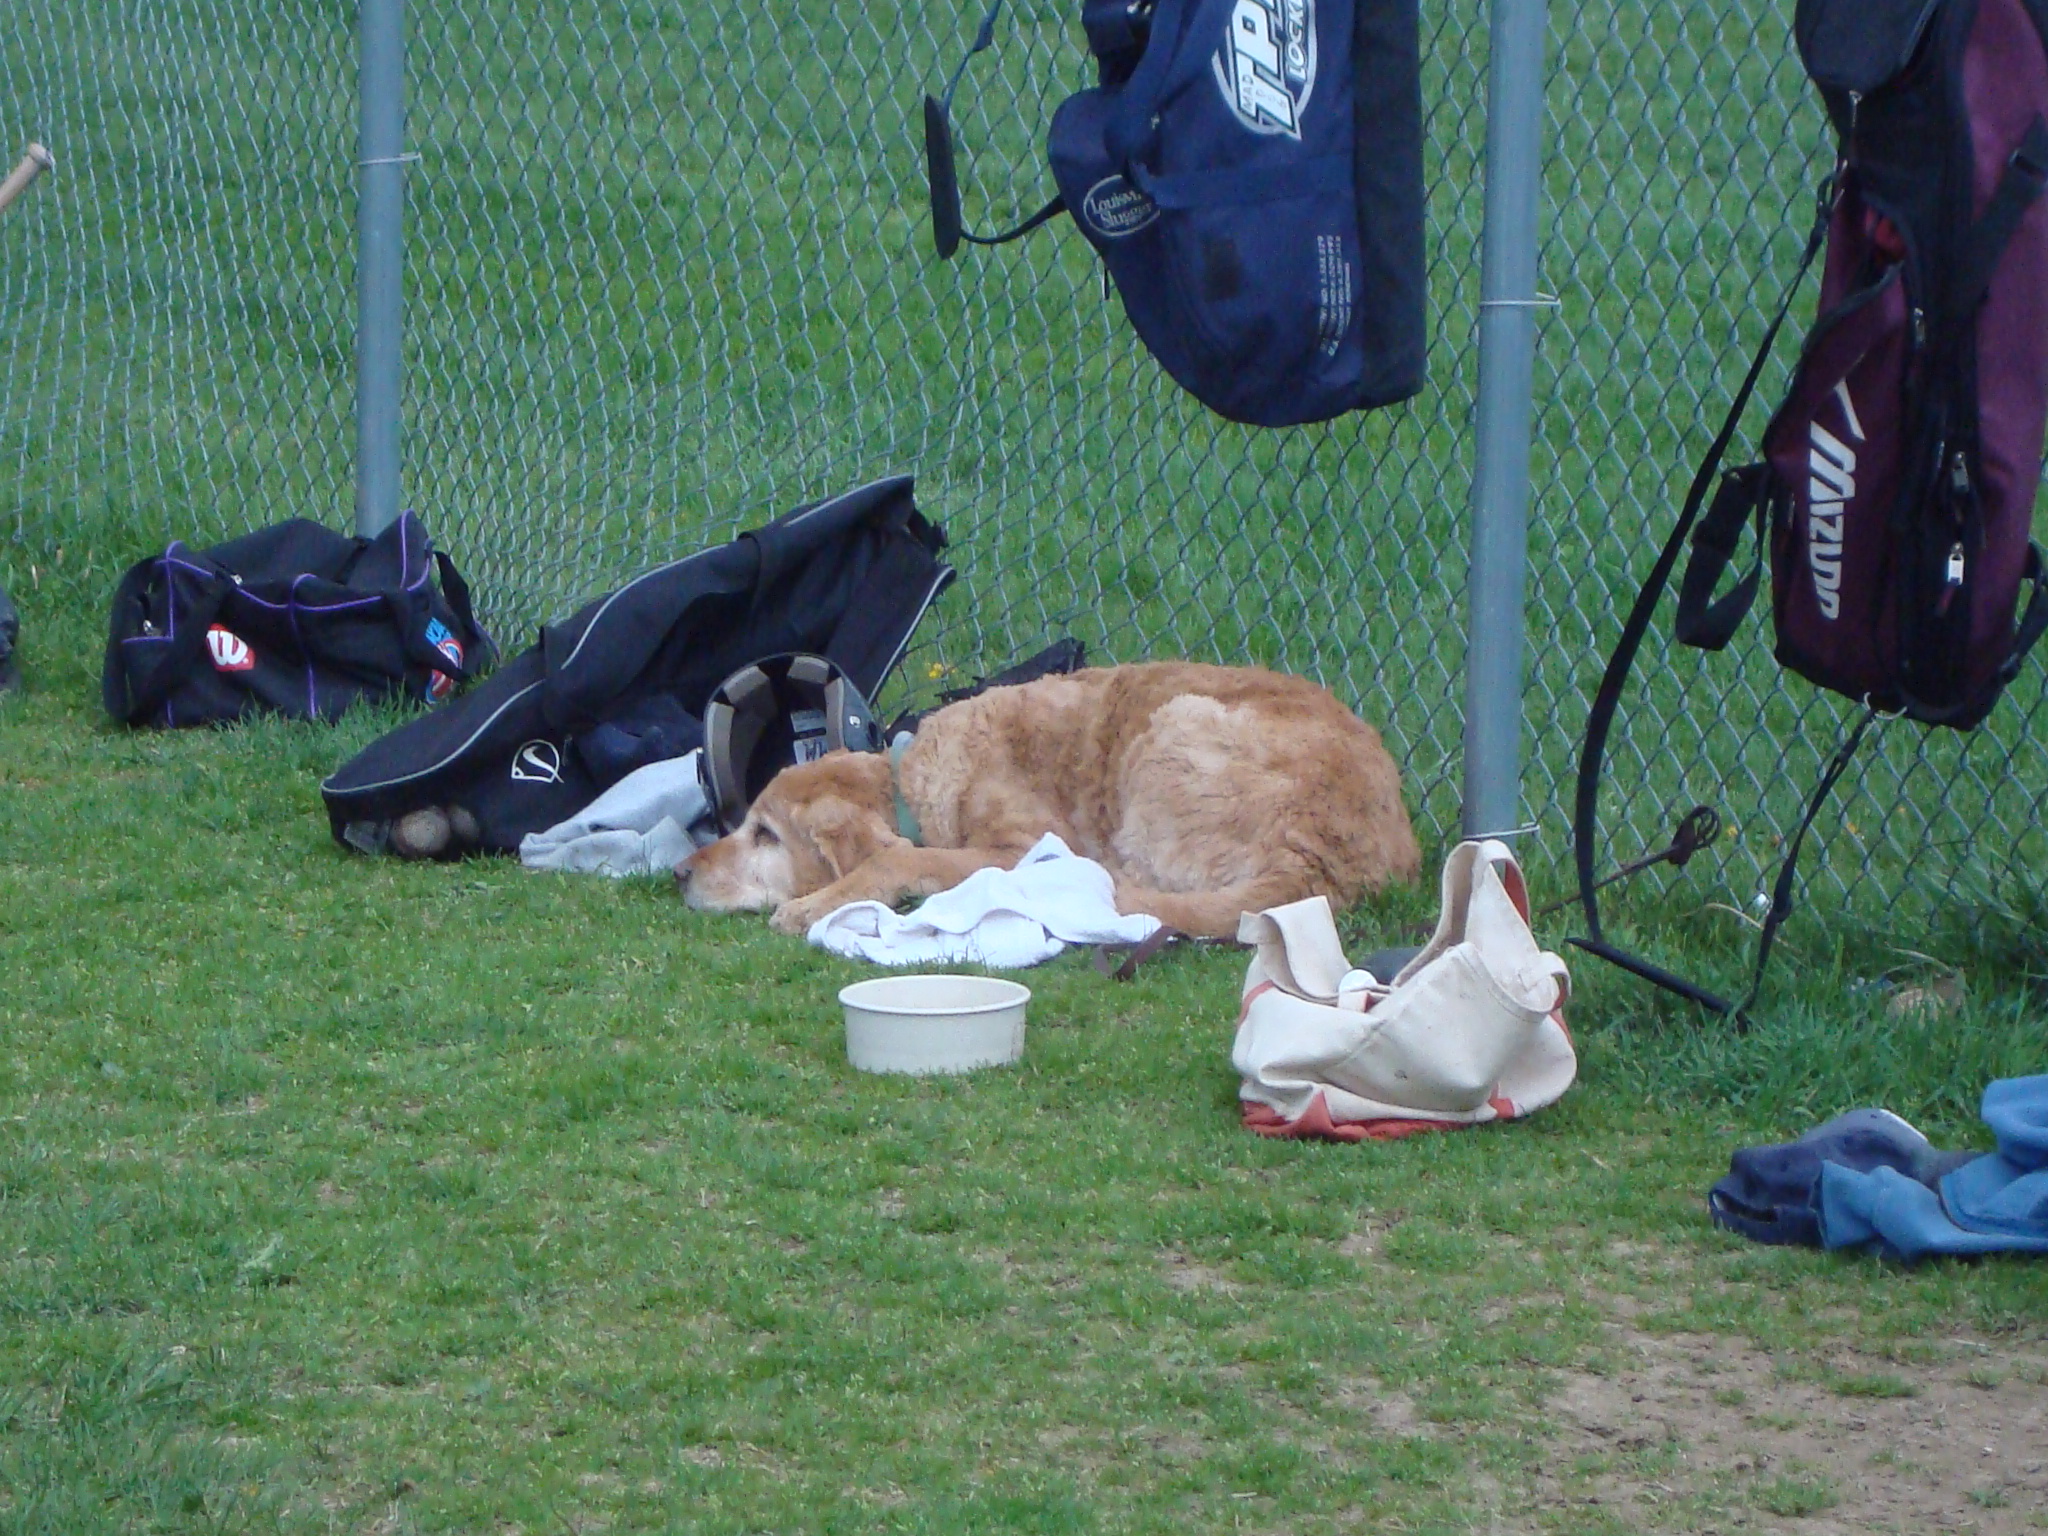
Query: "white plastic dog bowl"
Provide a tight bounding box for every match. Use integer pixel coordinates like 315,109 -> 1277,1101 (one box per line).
838,974 -> 1031,1075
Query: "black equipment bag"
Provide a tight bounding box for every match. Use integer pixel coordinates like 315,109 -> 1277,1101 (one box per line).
102,513 -> 492,729
0,582 -> 18,693
1572,0 -> 2048,1023
319,476 -> 955,856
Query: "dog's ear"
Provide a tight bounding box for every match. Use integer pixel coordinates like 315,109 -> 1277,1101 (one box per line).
798,798 -> 898,881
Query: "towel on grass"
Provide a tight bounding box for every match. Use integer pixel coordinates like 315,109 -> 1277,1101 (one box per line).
808,833 -> 1160,968
519,751 -> 717,877
1818,1074 -> 2048,1263
1708,1107 -> 1976,1247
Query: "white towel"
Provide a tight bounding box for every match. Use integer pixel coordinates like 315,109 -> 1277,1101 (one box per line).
807,833 -> 1161,968
518,751 -> 719,877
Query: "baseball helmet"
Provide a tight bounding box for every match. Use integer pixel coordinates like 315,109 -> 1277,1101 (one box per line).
699,652 -> 881,833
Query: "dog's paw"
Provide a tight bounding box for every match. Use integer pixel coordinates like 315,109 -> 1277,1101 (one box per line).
770,896 -> 826,935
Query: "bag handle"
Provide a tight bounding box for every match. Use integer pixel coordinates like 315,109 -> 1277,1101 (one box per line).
433,549 -> 493,668
1673,465 -> 1773,651
101,550 -> 235,725
922,0 -> 1066,257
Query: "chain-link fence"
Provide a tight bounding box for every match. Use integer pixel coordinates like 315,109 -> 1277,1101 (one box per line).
4,2 -> 2045,936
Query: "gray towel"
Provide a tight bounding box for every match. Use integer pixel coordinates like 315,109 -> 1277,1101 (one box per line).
519,751 -> 718,877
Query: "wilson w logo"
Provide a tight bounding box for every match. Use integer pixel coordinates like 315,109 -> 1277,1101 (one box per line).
1806,381 -> 1866,620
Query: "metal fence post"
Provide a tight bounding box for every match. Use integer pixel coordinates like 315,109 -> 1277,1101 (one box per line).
355,0 -> 406,537
1460,0 -> 1550,839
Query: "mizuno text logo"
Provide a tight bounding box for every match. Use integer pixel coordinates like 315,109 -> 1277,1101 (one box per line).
1806,380 -> 1865,621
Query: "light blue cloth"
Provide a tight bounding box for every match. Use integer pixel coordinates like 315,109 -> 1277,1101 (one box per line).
1818,1073 -> 2048,1263
519,751 -> 717,877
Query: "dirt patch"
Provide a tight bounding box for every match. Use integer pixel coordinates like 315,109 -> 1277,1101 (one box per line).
1537,1323 -> 2048,1533
1331,1374 -> 1430,1438
1161,1249 -> 1239,1295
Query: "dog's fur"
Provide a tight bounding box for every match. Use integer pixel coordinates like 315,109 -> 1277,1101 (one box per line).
676,661 -> 1420,938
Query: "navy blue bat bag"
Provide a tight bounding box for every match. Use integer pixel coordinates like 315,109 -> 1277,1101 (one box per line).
924,0 -> 1424,427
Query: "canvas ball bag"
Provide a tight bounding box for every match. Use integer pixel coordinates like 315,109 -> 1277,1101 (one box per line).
1232,840 -> 1574,1140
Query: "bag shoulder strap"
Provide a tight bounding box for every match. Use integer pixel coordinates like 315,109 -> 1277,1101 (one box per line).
1673,464 -> 1775,652
1571,183 -> 1831,1008
1945,117 -> 2048,324
1997,542 -> 2048,687
1729,706 -> 1880,1028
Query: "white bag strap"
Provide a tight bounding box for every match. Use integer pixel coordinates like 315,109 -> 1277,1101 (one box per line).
1236,894 -> 1351,1002
1391,840 -> 1568,1008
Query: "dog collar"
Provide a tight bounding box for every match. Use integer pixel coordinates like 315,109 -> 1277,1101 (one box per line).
889,731 -> 923,846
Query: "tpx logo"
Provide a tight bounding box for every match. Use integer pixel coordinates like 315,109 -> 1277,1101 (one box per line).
1213,0 -> 1316,139
206,626 -> 255,672
510,740 -> 563,784
424,617 -> 463,703
1807,380 -> 1864,621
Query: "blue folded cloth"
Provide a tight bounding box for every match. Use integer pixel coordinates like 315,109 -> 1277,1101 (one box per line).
1818,1074 -> 2048,1263
1710,1107 -> 1974,1246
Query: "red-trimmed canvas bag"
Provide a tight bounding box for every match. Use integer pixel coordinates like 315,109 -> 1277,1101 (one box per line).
1232,840 -> 1575,1141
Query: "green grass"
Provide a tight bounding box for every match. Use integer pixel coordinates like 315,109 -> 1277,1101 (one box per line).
1,597 -> 2046,1534
1752,1468 -> 1839,1518
5,3 -> 2048,1529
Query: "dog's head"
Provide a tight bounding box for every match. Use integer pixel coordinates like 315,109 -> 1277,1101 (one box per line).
676,750 -> 896,913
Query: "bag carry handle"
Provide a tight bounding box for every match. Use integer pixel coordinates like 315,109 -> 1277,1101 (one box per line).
1673,466 -> 1774,652
1570,180 -> 1832,1019
432,549 -> 493,669
101,550 -> 236,725
922,0 -> 1066,258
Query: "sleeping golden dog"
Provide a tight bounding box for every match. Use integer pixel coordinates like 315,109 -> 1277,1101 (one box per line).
676,660 -> 1420,939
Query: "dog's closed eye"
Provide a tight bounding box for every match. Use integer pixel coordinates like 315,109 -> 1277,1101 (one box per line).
751,824 -> 780,846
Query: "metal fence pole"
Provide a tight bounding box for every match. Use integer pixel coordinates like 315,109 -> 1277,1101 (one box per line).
355,0 -> 406,537
1460,0 -> 1550,839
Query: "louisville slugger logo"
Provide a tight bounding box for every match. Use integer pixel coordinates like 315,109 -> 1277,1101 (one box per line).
1806,380 -> 1865,621
1213,0 -> 1316,139
1079,175 -> 1160,239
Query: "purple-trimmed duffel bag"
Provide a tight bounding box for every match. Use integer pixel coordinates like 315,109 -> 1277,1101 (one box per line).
1575,0 -> 2048,1020
102,513 -> 493,729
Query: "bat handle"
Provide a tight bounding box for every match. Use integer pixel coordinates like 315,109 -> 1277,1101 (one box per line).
0,144 -> 55,216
